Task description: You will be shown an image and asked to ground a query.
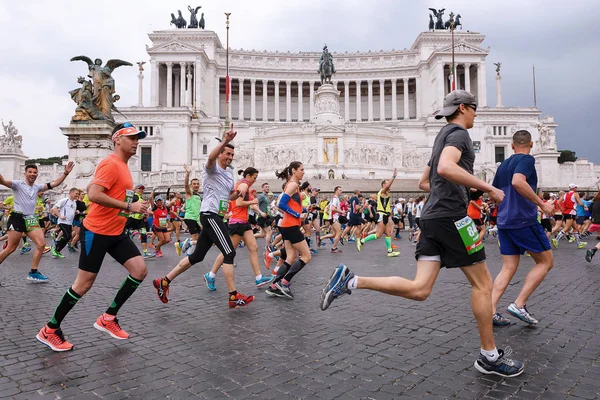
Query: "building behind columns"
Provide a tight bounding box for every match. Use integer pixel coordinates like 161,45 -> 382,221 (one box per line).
116,27 -> 599,192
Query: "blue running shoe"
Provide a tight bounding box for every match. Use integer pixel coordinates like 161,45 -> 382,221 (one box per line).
20,246 -> 31,255
474,347 -> 524,377
203,272 -> 216,291
255,275 -> 273,288
310,248 -> 318,255
320,264 -> 354,311
181,238 -> 192,254
27,270 -> 49,283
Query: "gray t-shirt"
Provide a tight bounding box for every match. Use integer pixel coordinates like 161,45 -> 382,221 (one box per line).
11,180 -> 45,215
200,163 -> 234,214
421,124 -> 475,220
257,193 -> 269,213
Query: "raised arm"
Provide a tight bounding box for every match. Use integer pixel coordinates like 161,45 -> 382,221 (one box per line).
184,164 -> 192,198
0,173 -> 12,189
382,168 -> 397,192
206,123 -> 237,170
48,161 -> 75,190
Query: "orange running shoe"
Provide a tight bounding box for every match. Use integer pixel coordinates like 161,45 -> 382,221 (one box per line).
93,314 -> 130,339
148,243 -> 155,249
392,244 -> 399,249
264,252 -> 274,270
36,326 -> 73,352
43,246 -> 51,254
152,278 -> 170,303
229,292 -> 254,309
155,250 -> 163,258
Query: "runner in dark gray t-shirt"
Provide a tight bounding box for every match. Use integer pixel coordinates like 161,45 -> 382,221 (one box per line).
321,90 -> 525,378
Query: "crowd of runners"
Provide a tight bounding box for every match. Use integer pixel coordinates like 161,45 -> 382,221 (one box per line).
0,90 -> 597,379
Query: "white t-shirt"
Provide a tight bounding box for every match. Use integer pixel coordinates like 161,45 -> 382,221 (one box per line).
330,197 -> 340,220
11,180 -> 46,215
55,198 -> 77,225
415,201 -> 424,218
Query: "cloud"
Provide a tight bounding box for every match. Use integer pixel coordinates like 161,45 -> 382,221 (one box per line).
0,0 -> 596,162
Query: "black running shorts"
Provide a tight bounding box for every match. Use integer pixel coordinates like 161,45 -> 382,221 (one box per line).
279,226 -> 305,244
415,216 -> 486,269
228,222 -> 252,237
79,225 -> 141,273
184,219 -> 201,235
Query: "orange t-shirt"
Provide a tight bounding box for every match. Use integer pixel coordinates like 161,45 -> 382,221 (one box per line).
467,198 -> 483,220
83,154 -> 134,236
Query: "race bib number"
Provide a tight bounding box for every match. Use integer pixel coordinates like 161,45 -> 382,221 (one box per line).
159,218 -> 168,228
24,215 -> 40,231
454,216 -> 483,254
218,199 -> 229,217
117,190 -> 134,218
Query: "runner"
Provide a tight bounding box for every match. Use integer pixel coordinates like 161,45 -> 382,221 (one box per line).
36,122 -> 149,351
153,123 -> 254,309
321,186 -> 343,253
0,161 -> 74,282
489,130 -> 555,327
69,189 -> 88,252
50,188 -> 79,259
356,169 -> 400,257
203,167 -> 273,291
300,182 -> 318,254
552,184 -> 587,249
265,161 -> 311,299
167,191 -> 183,250
584,190 -> 600,262
179,164 -> 202,256
320,90 -> 524,377
149,190 -> 170,257
124,184 -> 154,258
254,183 -> 273,250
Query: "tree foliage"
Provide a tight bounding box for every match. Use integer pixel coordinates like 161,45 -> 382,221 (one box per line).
558,150 -> 577,164
25,155 -> 69,165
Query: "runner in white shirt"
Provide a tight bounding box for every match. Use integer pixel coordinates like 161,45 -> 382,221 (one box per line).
50,188 -> 79,259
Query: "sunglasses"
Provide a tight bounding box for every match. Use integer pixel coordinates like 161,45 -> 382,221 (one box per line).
464,104 -> 477,112
123,122 -> 133,128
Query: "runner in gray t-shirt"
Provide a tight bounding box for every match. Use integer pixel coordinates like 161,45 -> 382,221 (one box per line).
154,123 -> 255,309
0,161 -> 74,282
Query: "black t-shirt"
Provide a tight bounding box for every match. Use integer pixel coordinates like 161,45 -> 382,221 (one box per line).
75,200 -> 87,221
421,123 -> 475,220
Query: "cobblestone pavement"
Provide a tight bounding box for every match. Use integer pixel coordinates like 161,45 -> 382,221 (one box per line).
0,232 -> 598,400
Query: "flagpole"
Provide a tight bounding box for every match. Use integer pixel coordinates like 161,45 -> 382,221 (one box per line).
451,13 -> 455,91
532,64 -> 537,108
223,12 -> 231,139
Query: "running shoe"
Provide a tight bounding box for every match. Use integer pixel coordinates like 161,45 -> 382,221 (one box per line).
474,347 -> 524,377
152,278 -> 170,303
132,230 -> 139,237
551,238 -> 558,249
229,292 -> 254,308
264,252 -> 274,269
143,251 -> 156,259
506,303 -> 538,325
67,244 -> 77,253
309,248 -> 318,255
265,285 -> 286,297
93,314 -> 130,339
387,251 -> 400,257
155,250 -> 163,258
492,312 -> 511,326
174,241 -> 182,256
568,236 -> 576,243
585,248 -> 596,263
43,246 -> 51,254
203,272 -> 217,291
36,326 -> 73,352
19,246 -> 32,255
181,238 -> 192,254
319,242 -> 328,248
320,264 -> 354,311
356,239 -> 362,252
391,244 -> 399,249
330,248 -> 342,253
51,248 -> 65,259
148,243 -> 156,249
255,275 -> 273,288
274,281 -> 294,299
329,238 -> 334,244
27,270 -> 49,282
348,238 -> 356,243
578,241 -> 587,249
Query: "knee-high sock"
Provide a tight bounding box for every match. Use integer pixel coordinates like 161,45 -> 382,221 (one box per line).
272,262 -> 290,284
283,259 -> 307,283
106,275 -> 143,316
385,236 -> 392,252
362,234 -> 378,244
48,287 -> 82,329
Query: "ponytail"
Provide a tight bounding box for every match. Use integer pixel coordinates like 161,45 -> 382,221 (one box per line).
276,161 -> 303,181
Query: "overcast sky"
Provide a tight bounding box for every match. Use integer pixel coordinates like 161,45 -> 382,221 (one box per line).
0,0 -> 597,162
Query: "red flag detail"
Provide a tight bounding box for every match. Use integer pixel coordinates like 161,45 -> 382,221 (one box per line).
225,75 -> 230,103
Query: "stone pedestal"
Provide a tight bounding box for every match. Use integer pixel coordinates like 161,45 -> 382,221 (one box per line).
61,121 -> 114,189
312,83 -> 344,125
0,152 -> 28,182
535,151 -> 560,189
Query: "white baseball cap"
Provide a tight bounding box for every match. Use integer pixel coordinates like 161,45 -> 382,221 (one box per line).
568,183 -> 578,189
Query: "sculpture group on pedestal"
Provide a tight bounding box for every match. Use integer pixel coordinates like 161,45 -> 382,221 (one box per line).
317,45 -> 335,85
69,56 -> 132,122
428,8 -> 462,30
0,120 -> 23,151
170,6 -> 205,29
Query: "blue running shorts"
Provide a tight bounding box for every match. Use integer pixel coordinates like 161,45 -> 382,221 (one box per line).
498,223 -> 551,255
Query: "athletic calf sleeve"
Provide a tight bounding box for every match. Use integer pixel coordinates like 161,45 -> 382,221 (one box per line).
106,275 -> 143,316
48,287 -> 82,329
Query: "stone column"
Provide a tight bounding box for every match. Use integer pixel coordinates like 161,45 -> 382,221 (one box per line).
415,76 -> 421,119
238,78 -> 244,121
137,67 -> 144,107
355,80 -> 362,121
192,131 -> 198,160
403,78 -> 410,120
262,80 -> 268,121
180,63 -> 186,107
379,80 -> 385,120
391,79 -> 397,120
150,60 -> 158,107
496,73 -> 502,107
166,62 -> 173,107
286,80 -> 292,122
174,72 -> 180,107
464,63 -> 471,93
250,79 -> 256,121
438,63 -> 445,107
297,81 -> 303,121
309,81 -> 315,119
367,80 -> 373,121
186,65 -> 193,106
344,81 -> 350,121
194,60 -> 202,110
274,80 -> 280,122
477,63 -> 487,107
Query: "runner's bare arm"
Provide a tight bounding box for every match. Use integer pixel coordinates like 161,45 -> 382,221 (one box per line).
206,123 -> 237,170
418,166 -> 430,192
48,161 -> 75,189
383,168 -> 397,192
0,174 -> 12,189
183,164 -> 192,199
